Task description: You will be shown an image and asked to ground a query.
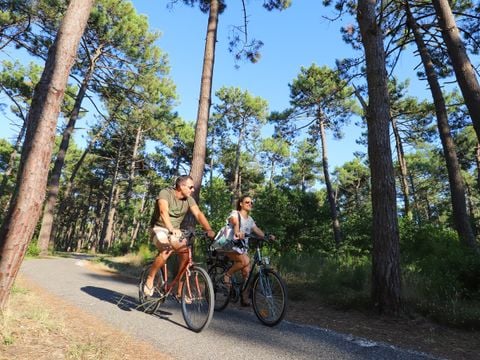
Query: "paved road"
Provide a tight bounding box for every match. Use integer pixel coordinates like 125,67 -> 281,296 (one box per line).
20,256 -> 441,360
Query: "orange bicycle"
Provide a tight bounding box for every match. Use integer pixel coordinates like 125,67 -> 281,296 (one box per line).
138,230 -> 214,332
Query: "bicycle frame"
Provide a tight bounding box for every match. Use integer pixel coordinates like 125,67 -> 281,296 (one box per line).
240,240 -> 265,292
161,245 -> 193,298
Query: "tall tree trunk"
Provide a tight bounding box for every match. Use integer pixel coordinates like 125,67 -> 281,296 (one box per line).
90,198 -> 106,254
189,0 -> 219,199
357,0 -> 401,315
464,182 -> 477,237
37,46 -> 101,255
431,0 -> 480,144
409,173 -> 422,225
319,118 -> 342,247
99,146 -> 121,253
0,0 -> 94,310
119,124 -> 142,242
0,100 -> 27,201
232,125 -> 245,205
130,192 -> 146,248
61,117 -> 111,204
391,115 -> 411,218
406,3 -> 477,252
476,143 -> 480,191
126,124 -> 142,205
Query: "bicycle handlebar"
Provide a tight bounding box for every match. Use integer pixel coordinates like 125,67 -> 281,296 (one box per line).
169,229 -> 210,246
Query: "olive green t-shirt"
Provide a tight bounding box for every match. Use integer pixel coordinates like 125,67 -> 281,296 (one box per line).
150,188 -> 197,228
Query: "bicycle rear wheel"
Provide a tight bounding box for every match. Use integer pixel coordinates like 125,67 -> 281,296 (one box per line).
208,264 -> 231,311
252,268 -> 287,326
181,265 -> 214,332
138,264 -> 165,314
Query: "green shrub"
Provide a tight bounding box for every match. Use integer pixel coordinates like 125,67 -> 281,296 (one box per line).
137,243 -> 154,264
401,223 -> 480,329
26,240 -> 40,257
110,241 -> 132,257
277,248 -> 371,309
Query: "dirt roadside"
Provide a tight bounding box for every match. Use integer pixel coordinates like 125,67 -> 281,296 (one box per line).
4,263 -> 479,360
1,276 -> 171,360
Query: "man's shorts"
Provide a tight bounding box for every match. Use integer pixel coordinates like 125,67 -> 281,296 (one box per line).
150,226 -> 186,252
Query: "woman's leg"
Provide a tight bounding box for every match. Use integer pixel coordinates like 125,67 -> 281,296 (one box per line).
238,254 -> 251,305
225,252 -> 249,277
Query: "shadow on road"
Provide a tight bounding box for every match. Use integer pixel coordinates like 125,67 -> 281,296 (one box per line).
80,286 -> 189,330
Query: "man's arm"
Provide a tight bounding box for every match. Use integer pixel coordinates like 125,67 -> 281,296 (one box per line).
190,204 -> 215,238
158,198 -> 176,233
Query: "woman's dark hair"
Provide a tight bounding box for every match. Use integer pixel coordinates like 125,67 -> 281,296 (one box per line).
236,194 -> 251,210
175,175 -> 193,189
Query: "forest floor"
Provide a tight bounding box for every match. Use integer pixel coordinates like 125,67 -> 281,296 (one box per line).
2,260 -> 479,360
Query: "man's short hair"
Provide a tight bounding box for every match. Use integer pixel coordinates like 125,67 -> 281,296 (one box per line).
175,175 -> 193,189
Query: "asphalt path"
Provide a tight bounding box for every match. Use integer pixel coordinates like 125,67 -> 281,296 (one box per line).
20,256 -> 441,360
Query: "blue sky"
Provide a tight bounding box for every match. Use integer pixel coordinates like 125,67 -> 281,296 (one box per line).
0,1 -> 429,169
132,0 -> 366,167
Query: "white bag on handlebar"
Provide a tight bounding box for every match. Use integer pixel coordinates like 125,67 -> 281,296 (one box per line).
211,224 -> 234,250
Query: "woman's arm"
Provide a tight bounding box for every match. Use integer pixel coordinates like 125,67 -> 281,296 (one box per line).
252,225 -> 275,240
251,225 -> 265,238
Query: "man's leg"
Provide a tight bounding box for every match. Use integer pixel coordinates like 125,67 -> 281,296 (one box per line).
145,249 -> 171,292
174,249 -> 189,298
145,227 -> 172,294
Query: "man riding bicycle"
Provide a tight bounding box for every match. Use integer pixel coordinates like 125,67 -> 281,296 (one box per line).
144,175 -> 215,297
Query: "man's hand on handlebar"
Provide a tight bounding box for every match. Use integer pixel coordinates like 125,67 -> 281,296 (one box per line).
169,228 -> 182,237
205,229 -> 215,239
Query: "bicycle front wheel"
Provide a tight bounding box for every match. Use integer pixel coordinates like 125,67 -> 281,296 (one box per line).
208,264 -> 231,311
252,268 -> 287,327
181,265 -> 214,332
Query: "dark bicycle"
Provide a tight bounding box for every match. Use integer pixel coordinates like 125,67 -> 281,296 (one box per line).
138,230 -> 214,332
206,235 -> 287,327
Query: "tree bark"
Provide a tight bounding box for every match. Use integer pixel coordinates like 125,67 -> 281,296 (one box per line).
232,124 -> 245,205
99,145 -> 122,253
476,143 -> 480,191
432,0 -> 480,144
357,0 -> 402,315
391,115 -> 411,218
189,0 -> 219,199
319,118 -> 342,247
0,0 -> 94,310
406,3 -> 477,252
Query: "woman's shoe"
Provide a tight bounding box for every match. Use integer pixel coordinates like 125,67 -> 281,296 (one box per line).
223,273 -> 232,289
240,292 -> 251,307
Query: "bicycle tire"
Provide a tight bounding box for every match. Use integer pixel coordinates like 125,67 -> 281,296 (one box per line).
208,264 -> 231,311
181,265 -> 215,332
252,268 -> 287,327
138,264 -> 165,314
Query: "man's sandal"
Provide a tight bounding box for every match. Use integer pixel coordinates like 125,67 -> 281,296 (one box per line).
175,294 -> 192,304
143,283 -> 154,297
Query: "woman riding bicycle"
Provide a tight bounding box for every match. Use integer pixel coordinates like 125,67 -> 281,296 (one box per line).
223,194 -> 275,306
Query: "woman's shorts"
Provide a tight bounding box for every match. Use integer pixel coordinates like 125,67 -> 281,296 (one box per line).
150,226 -> 186,252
